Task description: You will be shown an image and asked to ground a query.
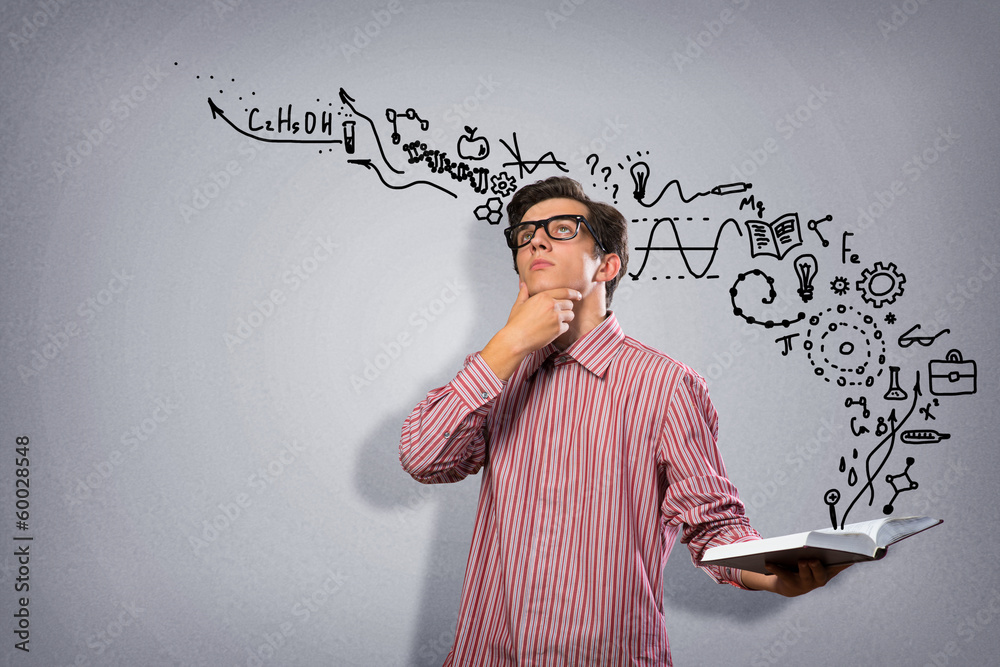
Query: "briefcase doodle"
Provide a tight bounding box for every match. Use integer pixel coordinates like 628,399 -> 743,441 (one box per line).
928,349 -> 977,396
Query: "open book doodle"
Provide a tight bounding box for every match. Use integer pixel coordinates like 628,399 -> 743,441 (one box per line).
701,516 -> 942,575
744,213 -> 803,259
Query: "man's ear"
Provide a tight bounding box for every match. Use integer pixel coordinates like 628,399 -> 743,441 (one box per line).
595,253 -> 621,283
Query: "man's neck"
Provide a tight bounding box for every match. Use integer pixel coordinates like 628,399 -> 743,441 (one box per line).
553,297 -> 609,350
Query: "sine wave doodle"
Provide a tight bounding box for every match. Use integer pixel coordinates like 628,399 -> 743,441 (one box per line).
629,217 -> 742,280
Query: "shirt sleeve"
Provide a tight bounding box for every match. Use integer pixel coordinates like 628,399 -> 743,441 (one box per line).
658,370 -> 762,588
399,352 -> 505,484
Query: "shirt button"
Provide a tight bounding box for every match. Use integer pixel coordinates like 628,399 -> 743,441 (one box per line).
443,431 -> 450,438
481,391 -> 489,399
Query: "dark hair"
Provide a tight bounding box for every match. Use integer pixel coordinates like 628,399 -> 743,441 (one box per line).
505,176 -> 629,305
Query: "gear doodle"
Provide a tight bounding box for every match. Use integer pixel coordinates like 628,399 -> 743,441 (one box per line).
856,261 -> 905,308
474,197 -> 504,225
489,171 -> 517,197
830,276 -> 850,296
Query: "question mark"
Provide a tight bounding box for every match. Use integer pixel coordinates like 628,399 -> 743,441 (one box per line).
586,153 -> 599,176
601,166 -> 611,182
611,184 -> 619,200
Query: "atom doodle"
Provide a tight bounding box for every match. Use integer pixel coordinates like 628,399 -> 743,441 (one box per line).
803,304 -> 886,387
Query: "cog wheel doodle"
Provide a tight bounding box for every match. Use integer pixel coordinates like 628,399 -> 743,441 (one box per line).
830,276 -> 850,296
856,261 -> 905,308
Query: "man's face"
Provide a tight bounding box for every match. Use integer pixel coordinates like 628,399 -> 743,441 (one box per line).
514,197 -> 608,298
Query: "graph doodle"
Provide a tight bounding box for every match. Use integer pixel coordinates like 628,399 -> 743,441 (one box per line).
499,132 -> 568,178
803,304 -> 885,387
744,213 -> 802,260
845,396 -> 870,418
630,217 -> 742,280
729,269 -> 806,328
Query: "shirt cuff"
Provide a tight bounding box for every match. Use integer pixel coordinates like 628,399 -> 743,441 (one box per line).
450,352 -> 504,413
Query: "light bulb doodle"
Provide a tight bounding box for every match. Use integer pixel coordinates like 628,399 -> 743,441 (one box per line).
629,217 -> 742,280
729,269 -> 806,328
630,161 -> 649,201
792,253 -> 818,303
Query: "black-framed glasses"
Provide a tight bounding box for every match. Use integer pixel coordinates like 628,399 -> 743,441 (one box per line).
503,215 -> 608,253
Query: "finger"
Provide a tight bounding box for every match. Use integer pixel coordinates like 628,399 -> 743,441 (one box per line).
515,282 -> 530,304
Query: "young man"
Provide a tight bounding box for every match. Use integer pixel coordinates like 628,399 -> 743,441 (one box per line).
399,177 -> 846,665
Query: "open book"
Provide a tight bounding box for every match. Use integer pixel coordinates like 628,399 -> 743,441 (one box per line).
744,213 -> 802,259
701,516 -> 942,575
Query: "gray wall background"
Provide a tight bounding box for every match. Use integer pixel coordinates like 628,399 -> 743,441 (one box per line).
2,1 -> 999,665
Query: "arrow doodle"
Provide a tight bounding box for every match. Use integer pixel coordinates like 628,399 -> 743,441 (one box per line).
347,159 -> 457,198
208,98 -> 344,145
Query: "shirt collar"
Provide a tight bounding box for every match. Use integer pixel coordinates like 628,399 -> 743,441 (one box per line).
524,311 -> 624,380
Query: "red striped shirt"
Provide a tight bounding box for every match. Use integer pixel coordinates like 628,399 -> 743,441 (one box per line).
400,312 -> 761,665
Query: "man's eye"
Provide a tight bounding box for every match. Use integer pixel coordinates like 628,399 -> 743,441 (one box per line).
518,229 -> 534,243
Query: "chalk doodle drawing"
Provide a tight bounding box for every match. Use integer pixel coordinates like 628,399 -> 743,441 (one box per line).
189,69 -> 981,530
